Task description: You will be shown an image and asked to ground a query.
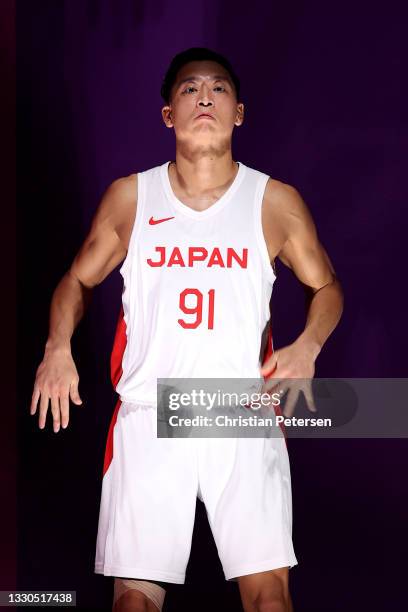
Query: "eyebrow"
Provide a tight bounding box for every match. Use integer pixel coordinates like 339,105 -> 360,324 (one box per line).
176,75 -> 232,88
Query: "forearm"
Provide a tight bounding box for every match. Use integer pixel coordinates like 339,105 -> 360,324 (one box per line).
45,270 -> 93,353
296,278 -> 344,359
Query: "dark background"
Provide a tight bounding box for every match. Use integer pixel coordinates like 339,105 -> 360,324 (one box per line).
12,0 -> 408,610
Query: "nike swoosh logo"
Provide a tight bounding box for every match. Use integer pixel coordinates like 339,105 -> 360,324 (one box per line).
149,215 -> 175,225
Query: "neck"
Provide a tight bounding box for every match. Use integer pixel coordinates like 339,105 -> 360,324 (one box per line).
170,148 -> 238,198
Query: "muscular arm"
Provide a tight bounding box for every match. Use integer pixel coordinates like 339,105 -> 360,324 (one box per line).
261,179 -> 344,368
45,174 -> 137,352
31,174 -> 137,431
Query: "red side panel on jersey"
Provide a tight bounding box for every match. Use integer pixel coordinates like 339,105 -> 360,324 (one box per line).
102,304 -> 127,478
102,398 -> 122,477
110,303 -> 127,388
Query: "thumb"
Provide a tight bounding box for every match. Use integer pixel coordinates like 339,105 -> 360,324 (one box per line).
70,380 -> 83,405
260,351 -> 278,376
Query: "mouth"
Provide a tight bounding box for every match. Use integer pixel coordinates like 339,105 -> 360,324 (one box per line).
195,113 -> 214,120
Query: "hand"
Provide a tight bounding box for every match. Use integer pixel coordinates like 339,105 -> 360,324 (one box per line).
259,339 -> 318,417
30,346 -> 83,432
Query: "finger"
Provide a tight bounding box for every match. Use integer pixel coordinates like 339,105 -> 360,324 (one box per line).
38,390 -> 50,429
273,382 -> 290,415
262,376 -> 284,396
260,351 -> 278,377
30,386 -> 40,415
50,393 -> 61,433
69,380 -> 82,405
60,390 -> 70,429
258,382 -> 286,417
303,383 -> 317,413
262,376 -> 282,391
282,388 -> 299,418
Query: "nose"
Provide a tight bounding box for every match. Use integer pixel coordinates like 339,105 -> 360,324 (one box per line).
197,84 -> 214,107
198,98 -> 214,109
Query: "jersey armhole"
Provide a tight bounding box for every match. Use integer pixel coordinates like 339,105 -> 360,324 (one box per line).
119,171 -> 145,278
254,173 -> 277,285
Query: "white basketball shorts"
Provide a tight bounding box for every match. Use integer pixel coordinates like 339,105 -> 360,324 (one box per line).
94,401 -> 298,583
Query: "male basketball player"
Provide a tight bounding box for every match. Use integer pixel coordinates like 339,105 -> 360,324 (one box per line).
30,48 -> 344,611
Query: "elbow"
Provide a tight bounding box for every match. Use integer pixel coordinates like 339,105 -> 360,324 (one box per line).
66,268 -> 94,292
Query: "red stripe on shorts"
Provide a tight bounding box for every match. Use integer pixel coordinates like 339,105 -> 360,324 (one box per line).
102,304 -> 128,477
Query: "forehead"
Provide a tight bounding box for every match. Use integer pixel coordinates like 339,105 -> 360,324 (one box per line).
174,60 -> 231,83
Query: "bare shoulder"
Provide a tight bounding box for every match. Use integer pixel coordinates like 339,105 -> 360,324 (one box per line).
264,177 -> 312,219
98,172 -> 138,251
261,176 -> 318,269
262,176 -> 337,286
263,176 -> 316,238
68,173 -> 138,288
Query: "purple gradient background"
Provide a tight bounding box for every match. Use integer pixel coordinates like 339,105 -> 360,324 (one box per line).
17,1 -> 407,610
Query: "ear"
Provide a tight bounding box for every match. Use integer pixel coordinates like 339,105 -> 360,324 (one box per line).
234,102 -> 244,126
161,105 -> 174,128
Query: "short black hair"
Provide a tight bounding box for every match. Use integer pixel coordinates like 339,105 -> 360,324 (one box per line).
160,47 -> 241,104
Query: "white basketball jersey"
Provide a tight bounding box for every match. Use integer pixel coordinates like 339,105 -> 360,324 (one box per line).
114,160 -> 276,406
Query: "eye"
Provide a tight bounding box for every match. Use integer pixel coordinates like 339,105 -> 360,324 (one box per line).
181,84 -> 226,94
181,86 -> 197,94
